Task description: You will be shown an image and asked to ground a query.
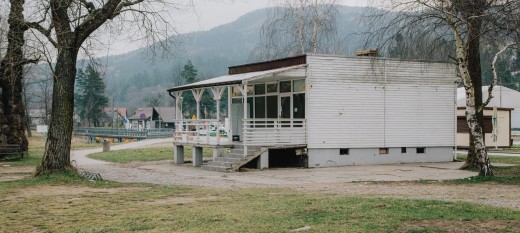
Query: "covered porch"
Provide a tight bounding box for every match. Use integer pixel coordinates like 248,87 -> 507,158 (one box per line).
167,64 -> 308,167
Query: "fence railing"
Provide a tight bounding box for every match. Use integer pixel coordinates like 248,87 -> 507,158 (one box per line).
74,128 -> 174,139
173,119 -> 230,145
243,119 -> 307,146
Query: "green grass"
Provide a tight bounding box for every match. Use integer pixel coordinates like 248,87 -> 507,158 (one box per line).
1,175 -> 519,232
87,146 -> 213,163
489,145 -> 520,154
454,154 -> 520,184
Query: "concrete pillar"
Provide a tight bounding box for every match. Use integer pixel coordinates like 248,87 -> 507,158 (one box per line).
257,149 -> 269,169
173,145 -> 184,165
212,148 -> 222,159
192,146 -> 203,167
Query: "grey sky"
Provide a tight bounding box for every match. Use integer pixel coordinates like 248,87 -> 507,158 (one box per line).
100,0 -> 369,56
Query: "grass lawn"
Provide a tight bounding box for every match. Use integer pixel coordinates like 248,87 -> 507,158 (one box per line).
88,146 -> 213,163
2,136 -> 520,231
454,154 -> 520,185
489,145 -> 520,154
1,172 -> 519,232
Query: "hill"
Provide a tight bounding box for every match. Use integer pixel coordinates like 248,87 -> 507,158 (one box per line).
102,6 -> 370,112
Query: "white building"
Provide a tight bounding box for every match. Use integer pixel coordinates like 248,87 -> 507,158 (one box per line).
168,54 -> 457,171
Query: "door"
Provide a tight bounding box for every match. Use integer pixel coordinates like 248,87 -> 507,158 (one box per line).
231,103 -> 244,140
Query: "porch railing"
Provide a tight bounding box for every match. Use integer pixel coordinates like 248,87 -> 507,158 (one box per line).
173,119 -> 230,145
243,119 -> 307,146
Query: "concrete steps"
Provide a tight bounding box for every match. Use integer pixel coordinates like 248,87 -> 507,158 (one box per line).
201,146 -> 264,172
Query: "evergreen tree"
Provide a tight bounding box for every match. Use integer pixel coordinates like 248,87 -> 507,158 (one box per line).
75,64 -> 109,127
181,61 -> 198,118
178,61 -> 217,119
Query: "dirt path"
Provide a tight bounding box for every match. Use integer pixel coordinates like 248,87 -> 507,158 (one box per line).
70,138 -> 520,209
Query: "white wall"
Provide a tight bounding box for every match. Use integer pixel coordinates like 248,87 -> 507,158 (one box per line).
308,147 -> 453,167
306,55 -> 456,149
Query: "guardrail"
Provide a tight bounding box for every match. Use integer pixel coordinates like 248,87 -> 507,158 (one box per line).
74,128 -> 174,139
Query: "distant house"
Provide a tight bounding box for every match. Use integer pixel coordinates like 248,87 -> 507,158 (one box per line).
128,107 -> 175,130
457,107 -> 513,148
28,108 -> 48,126
457,86 -> 520,129
154,107 -> 176,129
102,107 -> 128,127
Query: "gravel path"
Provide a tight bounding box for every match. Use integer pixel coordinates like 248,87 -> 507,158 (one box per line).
72,138 -> 520,209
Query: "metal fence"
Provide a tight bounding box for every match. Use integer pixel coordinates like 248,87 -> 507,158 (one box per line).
74,128 -> 174,139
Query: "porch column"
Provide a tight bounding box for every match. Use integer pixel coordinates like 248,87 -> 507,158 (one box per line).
211,86 -> 226,121
175,91 -> 183,131
192,146 -> 203,167
227,86 -> 233,138
240,83 -> 248,158
191,89 -> 204,120
173,145 -> 184,164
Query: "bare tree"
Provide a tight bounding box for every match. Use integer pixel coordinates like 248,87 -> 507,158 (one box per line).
0,0 -> 36,151
366,0 -> 520,176
253,0 -> 340,60
24,0 -> 180,175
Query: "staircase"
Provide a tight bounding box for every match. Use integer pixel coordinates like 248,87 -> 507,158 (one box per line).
201,145 -> 264,172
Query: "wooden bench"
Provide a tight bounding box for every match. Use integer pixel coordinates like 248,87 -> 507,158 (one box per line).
0,144 -> 24,160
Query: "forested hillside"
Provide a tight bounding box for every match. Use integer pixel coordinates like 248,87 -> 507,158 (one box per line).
90,5 -> 519,114
101,6 -> 369,113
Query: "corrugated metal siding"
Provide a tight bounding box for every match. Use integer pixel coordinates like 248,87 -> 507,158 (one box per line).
306,55 -> 456,149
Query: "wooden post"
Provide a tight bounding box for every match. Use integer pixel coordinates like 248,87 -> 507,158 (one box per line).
241,83 -> 248,158
211,86 -> 226,121
228,85 -> 233,140
191,89 -> 204,120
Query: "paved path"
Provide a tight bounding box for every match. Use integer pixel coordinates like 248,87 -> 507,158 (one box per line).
72,139 -> 477,188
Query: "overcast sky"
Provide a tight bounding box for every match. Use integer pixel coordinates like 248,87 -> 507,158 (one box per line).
100,0 -> 369,56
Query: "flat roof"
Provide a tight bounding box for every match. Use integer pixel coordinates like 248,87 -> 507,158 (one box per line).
167,65 -> 307,92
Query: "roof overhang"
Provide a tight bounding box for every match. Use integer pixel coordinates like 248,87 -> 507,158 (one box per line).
167,64 -> 307,93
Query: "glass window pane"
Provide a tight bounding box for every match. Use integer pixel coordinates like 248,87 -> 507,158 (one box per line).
254,84 -> 265,95
247,97 -> 253,118
266,95 -> 278,118
293,79 -> 305,92
293,93 -> 305,119
231,98 -> 243,104
267,83 -> 278,93
280,96 -> 291,119
232,86 -> 242,97
247,85 -> 254,96
254,96 -> 266,118
280,81 -> 292,93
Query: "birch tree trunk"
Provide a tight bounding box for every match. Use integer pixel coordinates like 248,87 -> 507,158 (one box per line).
452,21 -> 493,176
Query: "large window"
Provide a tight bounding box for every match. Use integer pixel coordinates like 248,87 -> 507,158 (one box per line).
231,79 -> 305,120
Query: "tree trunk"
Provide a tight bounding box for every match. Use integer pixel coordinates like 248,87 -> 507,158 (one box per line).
38,47 -> 79,174
0,0 -> 29,151
460,2 -> 489,173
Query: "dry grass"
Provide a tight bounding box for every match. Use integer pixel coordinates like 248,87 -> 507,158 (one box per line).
1,173 -> 519,232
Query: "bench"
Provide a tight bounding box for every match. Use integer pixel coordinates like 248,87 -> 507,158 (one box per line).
0,144 -> 24,160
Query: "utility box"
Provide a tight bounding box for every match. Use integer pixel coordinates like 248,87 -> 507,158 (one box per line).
103,140 -> 110,152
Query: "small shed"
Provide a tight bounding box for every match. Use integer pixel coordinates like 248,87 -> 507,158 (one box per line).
167,54 -> 457,170
457,107 -> 513,148
457,86 -> 520,128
